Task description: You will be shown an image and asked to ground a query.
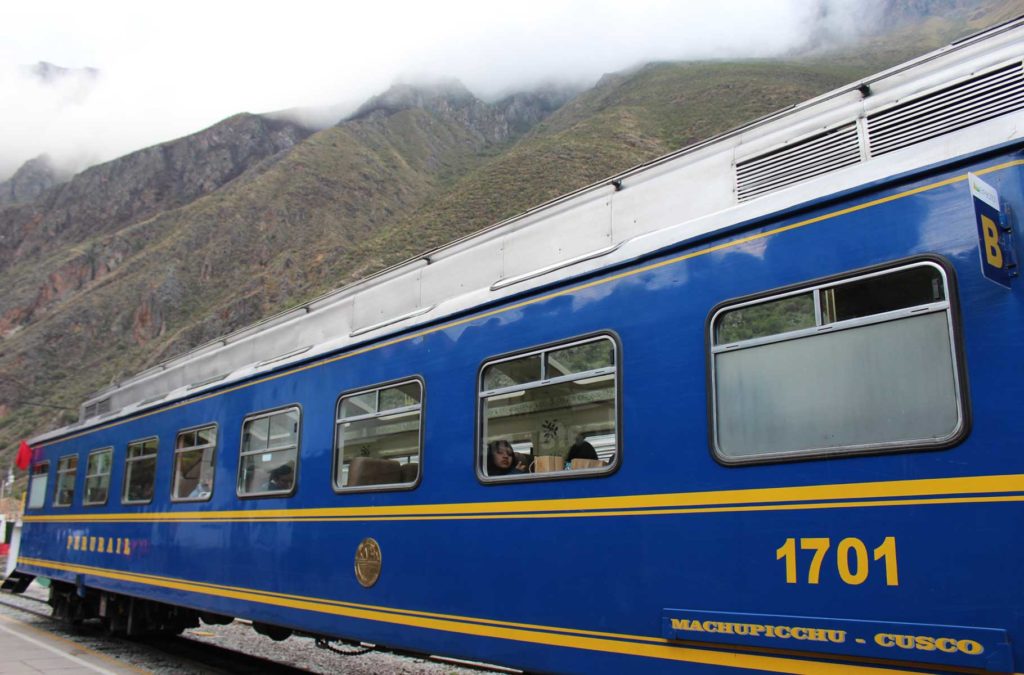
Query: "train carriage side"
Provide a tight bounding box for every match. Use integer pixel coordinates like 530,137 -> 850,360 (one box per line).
11,22 -> 1024,673
13,141 -> 1024,674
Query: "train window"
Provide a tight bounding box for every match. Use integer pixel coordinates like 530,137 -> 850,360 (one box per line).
334,379 -> 422,491
53,454 -> 78,507
28,462 -> 49,510
123,438 -> 157,504
172,424 -> 217,502
710,260 -> 966,463
83,447 -> 113,506
479,334 -> 618,481
238,406 -> 300,497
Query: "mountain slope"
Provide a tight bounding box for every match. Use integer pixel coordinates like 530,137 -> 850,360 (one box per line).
329,58 -> 885,281
0,86 -> 566,445
332,0 -> 1024,285
0,114 -> 314,340
0,114 -> 312,270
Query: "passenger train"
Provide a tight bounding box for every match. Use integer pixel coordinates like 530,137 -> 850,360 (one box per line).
5,18 -> 1024,674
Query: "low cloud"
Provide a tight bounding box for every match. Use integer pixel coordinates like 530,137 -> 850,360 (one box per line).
0,0 -> 882,181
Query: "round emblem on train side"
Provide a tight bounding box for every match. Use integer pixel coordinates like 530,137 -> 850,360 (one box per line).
354,537 -> 382,588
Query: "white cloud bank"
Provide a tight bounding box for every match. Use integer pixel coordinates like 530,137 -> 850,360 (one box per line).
0,0 -> 880,180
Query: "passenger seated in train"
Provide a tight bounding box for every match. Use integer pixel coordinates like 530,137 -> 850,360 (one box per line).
565,439 -> 602,470
263,462 -> 295,492
188,477 -> 212,499
138,484 -> 153,501
486,440 -> 526,476
126,471 -> 155,501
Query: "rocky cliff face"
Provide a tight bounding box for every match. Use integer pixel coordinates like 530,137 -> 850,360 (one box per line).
350,81 -> 576,145
0,112 -> 314,353
0,156 -> 61,207
0,114 -> 312,274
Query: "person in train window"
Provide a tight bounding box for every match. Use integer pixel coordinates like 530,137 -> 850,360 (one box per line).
486,440 -> 525,476
264,462 -> 294,492
565,439 -> 600,470
188,477 -> 212,499
133,481 -> 154,501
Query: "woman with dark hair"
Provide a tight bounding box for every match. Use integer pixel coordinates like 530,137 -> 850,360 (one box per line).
486,440 -> 525,476
566,439 -> 603,470
566,440 -> 598,462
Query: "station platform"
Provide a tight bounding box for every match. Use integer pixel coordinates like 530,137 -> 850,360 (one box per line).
0,613 -> 147,674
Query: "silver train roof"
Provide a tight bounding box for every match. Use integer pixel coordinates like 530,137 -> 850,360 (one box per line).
40,17 -> 1024,444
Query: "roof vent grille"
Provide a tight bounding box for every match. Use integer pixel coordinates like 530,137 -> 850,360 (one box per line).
867,61 -> 1024,157
736,123 -> 861,202
83,397 -> 111,420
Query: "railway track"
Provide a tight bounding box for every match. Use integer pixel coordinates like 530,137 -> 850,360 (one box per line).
0,591 -> 511,674
0,593 -> 312,674
0,592 -> 50,619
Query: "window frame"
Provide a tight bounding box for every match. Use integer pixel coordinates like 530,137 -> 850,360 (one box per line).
476,331 -> 622,484
171,422 -> 218,503
53,454 -> 79,508
332,376 -> 425,494
83,447 -> 113,506
27,461 -> 50,511
706,256 -> 970,465
237,404 -> 302,499
122,436 -> 158,505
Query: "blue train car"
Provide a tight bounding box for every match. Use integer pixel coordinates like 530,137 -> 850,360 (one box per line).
8,19 -> 1024,674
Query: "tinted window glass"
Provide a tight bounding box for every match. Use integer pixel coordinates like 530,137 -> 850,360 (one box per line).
28,463 -> 49,510
480,336 -> 618,480
545,340 -> 615,376
173,425 -> 216,501
239,408 -> 299,496
716,293 -> 816,344
335,381 -> 422,490
711,262 -> 963,462
54,455 -> 78,507
482,355 -> 542,391
84,448 -> 112,505
821,265 -> 945,323
123,439 -> 157,504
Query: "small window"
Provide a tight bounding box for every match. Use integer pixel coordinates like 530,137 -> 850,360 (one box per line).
53,455 -> 78,507
238,407 -> 300,496
710,260 -> 966,463
479,335 -> 618,480
715,292 -> 816,344
335,380 -> 422,490
123,438 -> 157,504
83,448 -> 113,506
28,462 -> 49,510
172,424 -> 217,501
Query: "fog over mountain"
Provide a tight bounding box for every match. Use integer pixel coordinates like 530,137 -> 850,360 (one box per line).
0,0 -> 889,182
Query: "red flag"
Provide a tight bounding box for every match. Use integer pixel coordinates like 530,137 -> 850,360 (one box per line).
15,440 -> 31,471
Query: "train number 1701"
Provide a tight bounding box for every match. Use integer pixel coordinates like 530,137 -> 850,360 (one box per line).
776,537 -> 898,586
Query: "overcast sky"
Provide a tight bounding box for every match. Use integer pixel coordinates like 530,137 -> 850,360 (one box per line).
0,0 -> 878,181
